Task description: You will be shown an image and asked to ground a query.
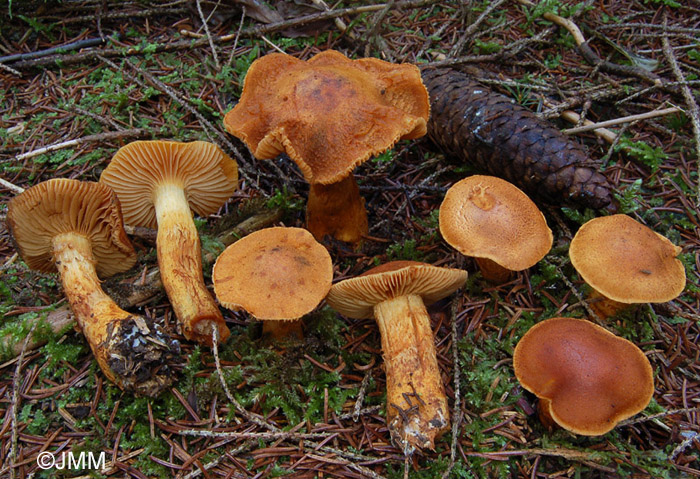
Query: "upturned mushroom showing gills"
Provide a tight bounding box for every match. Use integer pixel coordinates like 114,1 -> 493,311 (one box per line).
439,175 -> 553,283
513,317 -> 654,435
569,214 -> 686,319
100,140 -> 238,345
6,179 -> 180,396
326,261 -> 466,454
223,49 -> 430,244
212,227 -> 333,340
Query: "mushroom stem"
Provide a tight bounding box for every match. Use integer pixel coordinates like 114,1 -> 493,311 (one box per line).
536,398 -> 558,430
374,294 -> 449,453
588,289 -> 629,319
474,257 -> 512,283
52,233 -> 178,396
153,184 -> 229,345
307,175 -> 368,244
262,319 -> 304,340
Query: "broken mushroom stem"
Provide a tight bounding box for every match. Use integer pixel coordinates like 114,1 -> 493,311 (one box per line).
152,183 -> 226,346
307,175 -> 369,244
53,232 -> 177,396
374,294 -> 449,454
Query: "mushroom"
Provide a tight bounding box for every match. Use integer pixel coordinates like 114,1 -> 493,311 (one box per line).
223,49 -> 430,243
326,261 -> 466,453
569,214 -> 686,319
439,175 -> 553,282
100,140 -> 238,345
6,179 -> 180,396
212,227 -> 333,340
513,317 -> 654,435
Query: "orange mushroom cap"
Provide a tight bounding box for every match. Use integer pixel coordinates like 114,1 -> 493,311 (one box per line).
7,178 -> 136,277
223,50 -> 430,184
439,175 -> 553,271
326,260 -> 467,319
100,140 -> 238,229
569,214 -> 686,304
212,227 -> 333,320
513,317 -> 654,436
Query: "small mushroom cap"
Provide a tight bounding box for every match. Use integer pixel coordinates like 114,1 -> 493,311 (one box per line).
212,227 -> 333,320
326,261 -> 467,319
569,214 -> 686,304
6,179 -> 136,277
513,317 -> 654,436
439,175 -> 553,271
223,50 -> 430,184
100,140 -> 238,229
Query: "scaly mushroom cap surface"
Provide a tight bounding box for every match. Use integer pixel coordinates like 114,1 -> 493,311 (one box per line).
513,317 -> 654,435
439,175 -> 553,271
7,178 -> 136,277
223,50 -> 430,184
100,140 -> 238,229
326,261 -> 467,319
569,214 -> 686,304
212,227 -> 333,320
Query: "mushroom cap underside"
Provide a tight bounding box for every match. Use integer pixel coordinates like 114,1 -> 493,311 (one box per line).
100,140 -> 238,229
7,178 -> 136,277
326,260 -> 467,319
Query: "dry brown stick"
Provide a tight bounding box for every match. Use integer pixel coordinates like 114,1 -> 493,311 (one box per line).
8,320 -> 39,479
10,1 -> 441,69
178,429 -> 329,440
441,293 -> 465,479
0,177 -> 25,194
563,107 -> 681,136
195,0 -> 220,70
662,14 -> 700,200
449,0 -> 507,57
211,327 -> 280,432
515,0 -> 662,86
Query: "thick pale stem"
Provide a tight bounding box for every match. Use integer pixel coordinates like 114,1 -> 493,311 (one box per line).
153,184 -> 230,345
474,257 -> 512,283
307,175 -> 368,244
374,294 -> 449,454
52,233 -> 178,396
262,319 -> 304,341
588,289 -> 630,320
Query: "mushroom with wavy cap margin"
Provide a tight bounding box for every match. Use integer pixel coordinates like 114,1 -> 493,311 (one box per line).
100,140 -> 238,345
326,261 -> 466,454
439,175 -> 553,283
513,317 -> 654,435
224,49 -> 430,244
7,179 -> 181,396
569,214 -> 686,319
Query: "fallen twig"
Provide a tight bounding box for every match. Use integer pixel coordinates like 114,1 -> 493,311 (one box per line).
563,107 -> 681,136
4,129 -> 148,165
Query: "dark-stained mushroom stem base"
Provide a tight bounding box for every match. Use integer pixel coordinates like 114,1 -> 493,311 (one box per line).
53,232 -> 178,396
374,294 -> 449,454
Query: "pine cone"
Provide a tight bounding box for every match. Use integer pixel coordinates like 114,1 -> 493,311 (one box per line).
422,68 -> 615,212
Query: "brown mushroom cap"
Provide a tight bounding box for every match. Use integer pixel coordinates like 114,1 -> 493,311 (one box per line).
100,140 -> 238,229
439,175 -> 553,271
513,317 -> 654,436
569,214 -> 686,304
212,227 -> 333,320
326,261 -> 467,319
6,178 -> 136,277
223,50 -> 430,184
